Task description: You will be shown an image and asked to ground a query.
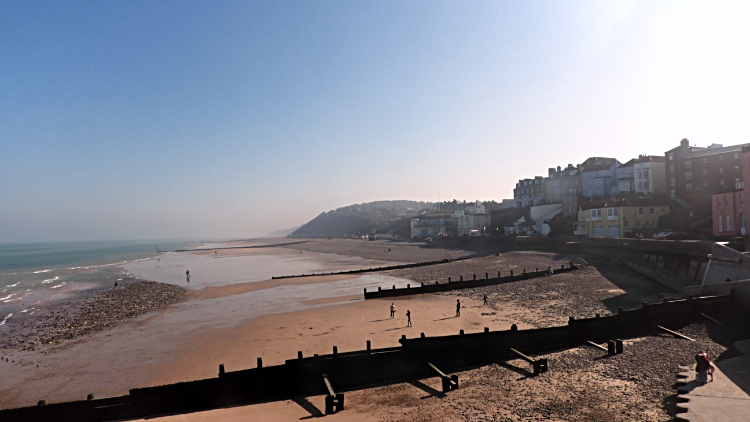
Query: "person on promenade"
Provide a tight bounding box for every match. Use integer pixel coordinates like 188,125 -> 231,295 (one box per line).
456,299 -> 461,317
390,303 -> 396,318
695,352 -> 715,384
406,310 -> 412,327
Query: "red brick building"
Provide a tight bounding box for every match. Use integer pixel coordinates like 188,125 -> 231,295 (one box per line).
711,145 -> 750,237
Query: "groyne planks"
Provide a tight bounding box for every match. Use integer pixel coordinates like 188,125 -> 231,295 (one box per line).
162,241 -> 308,253
271,256 -> 474,279
363,263 -> 581,299
0,293 -> 732,422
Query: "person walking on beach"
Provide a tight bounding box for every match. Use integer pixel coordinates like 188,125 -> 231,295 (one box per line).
406,310 -> 412,327
483,294 -> 488,305
390,303 -> 396,318
113,281 -> 118,289
456,299 -> 461,317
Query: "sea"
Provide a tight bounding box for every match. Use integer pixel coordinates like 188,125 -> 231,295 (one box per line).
0,240 -> 202,326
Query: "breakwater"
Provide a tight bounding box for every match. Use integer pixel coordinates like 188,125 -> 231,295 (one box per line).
160,241 -> 308,253
271,256 -> 475,279
363,263 -> 581,299
0,293 -> 732,422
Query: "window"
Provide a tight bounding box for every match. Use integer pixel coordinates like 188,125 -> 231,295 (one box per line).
685,161 -> 692,169
587,180 -> 591,187
736,179 -> 743,189
638,207 -> 644,215
636,220 -> 641,228
719,155 -> 724,161
735,153 -> 740,159
670,189 -> 675,198
650,207 -> 655,215
596,179 -> 601,187
609,225 -> 620,238
670,177 -> 676,187
720,168 -> 725,173
686,183 -> 693,191
669,153 -> 674,161
717,198 -> 722,209
702,157 -> 707,164
726,215 -> 731,232
704,181 -> 708,187
594,225 -> 604,238
721,179 -> 725,186
685,172 -> 693,181
725,195 -> 729,207
741,194 -> 745,207
718,216 -> 723,232
703,170 -> 708,175
735,166 -> 740,172
669,164 -> 675,173
607,208 -> 618,219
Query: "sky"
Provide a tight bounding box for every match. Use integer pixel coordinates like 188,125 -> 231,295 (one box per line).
1,0 -> 749,242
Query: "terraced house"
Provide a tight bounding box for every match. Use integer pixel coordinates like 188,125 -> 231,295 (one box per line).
575,198 -> 670,238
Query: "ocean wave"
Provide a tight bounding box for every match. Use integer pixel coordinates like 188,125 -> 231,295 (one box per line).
50,282 -> 66,289
0,293 -> 15,301
0,313 -> 11,325
7,282 -> 21,288
33,269 -> 51,273
42,276 -> 60,284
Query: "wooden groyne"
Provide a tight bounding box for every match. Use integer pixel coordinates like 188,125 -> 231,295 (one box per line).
0,293 -> 733,422
159,241 -> 308,253
270,256 -> 474,279
363,263 -> 581,299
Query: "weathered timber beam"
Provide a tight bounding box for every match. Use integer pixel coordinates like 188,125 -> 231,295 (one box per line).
700,313 -> 722,325
427,362 -> 448,378
656,325 -> 695,341
585,341 -> 608,352
509,348 -> 534,364
322,374 -> 335,396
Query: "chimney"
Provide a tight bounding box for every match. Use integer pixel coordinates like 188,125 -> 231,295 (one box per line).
681,138 -> 689,147
548,168 -> 555,177
557,166 -> 561,172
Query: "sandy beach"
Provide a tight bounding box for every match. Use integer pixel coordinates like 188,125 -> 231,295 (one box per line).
2,239 -> 749,422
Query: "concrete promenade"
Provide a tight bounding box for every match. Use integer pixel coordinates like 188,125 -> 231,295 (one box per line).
677,339 -> 750,422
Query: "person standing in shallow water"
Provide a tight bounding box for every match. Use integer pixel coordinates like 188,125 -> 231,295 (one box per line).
456,299 -> 461,317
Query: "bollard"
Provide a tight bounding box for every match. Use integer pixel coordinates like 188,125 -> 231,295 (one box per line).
460,329 -> 464,335
333,346 -> 337,355
258,357 -> 263,368
298,351 -> 303,359
219,364 -> 225,375
511,324 -> 517,331
87,394 -> 94,401
615,339 -> 624,354
367,340 -> 371,351
607,340 -> 616,356
421,333 -> 425,338
484,327 -> 489,333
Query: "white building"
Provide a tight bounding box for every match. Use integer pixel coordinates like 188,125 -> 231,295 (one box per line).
463,203 -> 486,214
458,213 -> 491,235
617,155 -> 666,195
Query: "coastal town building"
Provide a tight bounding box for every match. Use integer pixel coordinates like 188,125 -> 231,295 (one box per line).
575,198 -> 670,238
544,164 -> 583,219
463,203 -> 486,214
410,217 -> 457,238
617,155 -> 666,195
513,176 -> 546,208
710,145 -> 750,237
457,213 -> 491,235
665,138 -> 749,208
581,157 -> 621,198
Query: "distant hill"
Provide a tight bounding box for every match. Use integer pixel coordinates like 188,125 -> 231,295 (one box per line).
290,200 -> 434,238
264,226 -> 301,238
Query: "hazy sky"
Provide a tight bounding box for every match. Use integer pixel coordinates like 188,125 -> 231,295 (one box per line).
2,0 -> 749,242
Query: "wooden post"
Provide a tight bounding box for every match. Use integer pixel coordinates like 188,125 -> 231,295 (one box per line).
257,357 -> 263,368
298,351 -> 303,359
615,339 -> 624,354
219,364 -> 225,375
333,346 -> 338,355
607,341 -> 616,356
484,327 -> 489,333
367,340 -> 371,351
